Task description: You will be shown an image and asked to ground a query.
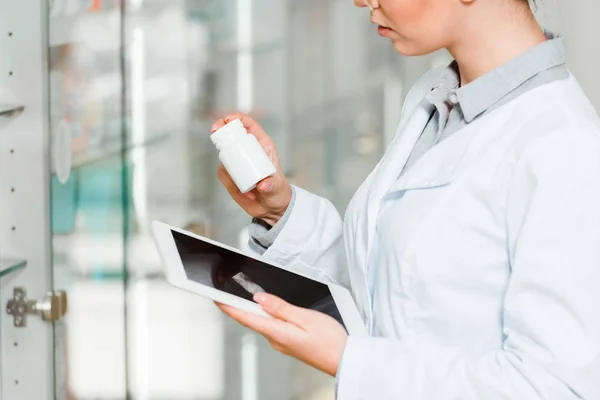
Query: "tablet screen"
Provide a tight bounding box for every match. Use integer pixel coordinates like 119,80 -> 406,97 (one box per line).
172,230 -> 343,320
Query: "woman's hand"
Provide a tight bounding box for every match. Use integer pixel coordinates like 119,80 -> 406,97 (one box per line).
211,113 -> 293,227
217,293 -> 348,376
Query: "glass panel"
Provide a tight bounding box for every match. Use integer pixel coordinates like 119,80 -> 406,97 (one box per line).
47,2 -> 129,399
123,3 -> 230,399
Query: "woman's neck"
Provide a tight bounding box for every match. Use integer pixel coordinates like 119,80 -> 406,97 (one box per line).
448,5 -> 547,86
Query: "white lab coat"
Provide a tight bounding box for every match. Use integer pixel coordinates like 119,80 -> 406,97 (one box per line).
259,67 -> 600,399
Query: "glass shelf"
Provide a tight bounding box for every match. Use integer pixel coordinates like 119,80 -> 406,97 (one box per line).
0,258 -> 27,278
66,132 -> 171,170
49,11 -> 120,48
0,104 -> 25,119
213,41 -> 284,57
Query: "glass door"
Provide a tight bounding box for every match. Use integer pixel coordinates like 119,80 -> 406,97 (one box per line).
47,1 -> 298,398
47,0 -> 131,398
120,1 -> 298,398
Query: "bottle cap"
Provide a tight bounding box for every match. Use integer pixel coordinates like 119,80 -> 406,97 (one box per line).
210,119 -> 245,146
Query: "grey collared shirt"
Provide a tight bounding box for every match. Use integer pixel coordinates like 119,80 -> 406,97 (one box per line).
248,188 -> 297,253
403,32 -> 568,174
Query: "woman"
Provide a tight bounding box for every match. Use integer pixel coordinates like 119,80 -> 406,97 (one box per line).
212,0 -> 600,398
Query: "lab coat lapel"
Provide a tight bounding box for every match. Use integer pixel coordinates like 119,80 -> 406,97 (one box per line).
385,110 -> 513,196
362,103 -> 515,271
384,126 -> 471,195
364,100 -> 434,265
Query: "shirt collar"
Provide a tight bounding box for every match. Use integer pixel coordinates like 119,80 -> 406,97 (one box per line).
427,31 -> 566,123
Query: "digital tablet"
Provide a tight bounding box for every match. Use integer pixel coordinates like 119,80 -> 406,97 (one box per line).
151,220 -> 367,336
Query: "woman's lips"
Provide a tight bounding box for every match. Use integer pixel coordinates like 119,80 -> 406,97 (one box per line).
377,26 -> 393,36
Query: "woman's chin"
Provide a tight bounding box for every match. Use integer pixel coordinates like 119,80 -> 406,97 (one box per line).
391,39 -> 441,57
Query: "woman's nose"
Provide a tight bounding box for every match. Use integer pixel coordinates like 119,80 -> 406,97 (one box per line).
354,0 -> 375,11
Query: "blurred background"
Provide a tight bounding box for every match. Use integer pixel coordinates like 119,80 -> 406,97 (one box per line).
38,0 -> 598,399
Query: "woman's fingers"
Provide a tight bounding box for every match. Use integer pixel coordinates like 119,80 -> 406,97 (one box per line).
256,177 -> 273,193
217,302 -> 291,340
224,112 -> 271,143
216,299 -> 346,377
245,191 -> 257,201
211,118 -> 227,133
254,293 -> 314,328
211,113 -> 269,144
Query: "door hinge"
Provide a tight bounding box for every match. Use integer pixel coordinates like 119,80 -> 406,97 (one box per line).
6,287 -> 68,327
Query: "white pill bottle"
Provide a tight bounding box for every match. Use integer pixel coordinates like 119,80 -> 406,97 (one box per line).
210,119 -> 277,193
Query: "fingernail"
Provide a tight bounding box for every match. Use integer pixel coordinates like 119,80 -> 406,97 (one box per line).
261,180 -> 272,192
211,119 -> 223,133
254,293 -> 268,305
224,114 -> 234,122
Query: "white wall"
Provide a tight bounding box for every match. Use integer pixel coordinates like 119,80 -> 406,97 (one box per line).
537,0 -> 600,110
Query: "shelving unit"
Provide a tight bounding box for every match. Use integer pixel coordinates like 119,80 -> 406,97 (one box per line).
70,131 -> 170,169
0,0 -> 58,397
0,259 -> 27,278
0,104 -> 24,119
